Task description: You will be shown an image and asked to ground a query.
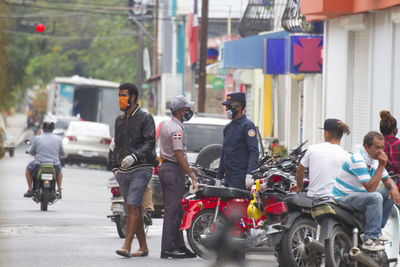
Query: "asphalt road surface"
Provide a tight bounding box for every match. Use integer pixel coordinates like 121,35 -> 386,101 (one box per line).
0,144 -> 278,267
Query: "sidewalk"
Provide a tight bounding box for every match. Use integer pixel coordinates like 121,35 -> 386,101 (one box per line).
3,112 -> 28,146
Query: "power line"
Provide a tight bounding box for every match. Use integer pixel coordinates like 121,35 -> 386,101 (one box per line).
5,1 -> 126,17
4,2 -> 186,22
0,11 -> 84,18
2,29 -> 139,40
5,0 -> 245,16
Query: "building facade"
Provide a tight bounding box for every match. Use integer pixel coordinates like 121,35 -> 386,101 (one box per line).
302,0 -> 400,151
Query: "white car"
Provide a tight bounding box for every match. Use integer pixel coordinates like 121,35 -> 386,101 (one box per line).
61,121 -> 112,169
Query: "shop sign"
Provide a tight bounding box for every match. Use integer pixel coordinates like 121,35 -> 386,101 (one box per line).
290,36 -> 323,73
207,48 -> 219,65
212,77 -> 224,90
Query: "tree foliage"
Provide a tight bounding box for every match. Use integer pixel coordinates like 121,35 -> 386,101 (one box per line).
2,0 -> 154,109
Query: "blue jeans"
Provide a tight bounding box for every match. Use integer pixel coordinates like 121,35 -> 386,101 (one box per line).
339,188 -> 394,240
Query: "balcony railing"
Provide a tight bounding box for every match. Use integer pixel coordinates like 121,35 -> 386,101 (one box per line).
281,0 -> 323,34
239,0 -> 276,37
239,0 -> 323,36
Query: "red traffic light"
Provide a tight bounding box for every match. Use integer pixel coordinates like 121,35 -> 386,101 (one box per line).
36,24 -> 45,32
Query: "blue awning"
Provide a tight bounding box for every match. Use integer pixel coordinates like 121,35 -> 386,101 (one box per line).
222,31 -> 289,69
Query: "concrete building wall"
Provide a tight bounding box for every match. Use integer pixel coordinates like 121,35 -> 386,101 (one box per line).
323,7 -> 400,151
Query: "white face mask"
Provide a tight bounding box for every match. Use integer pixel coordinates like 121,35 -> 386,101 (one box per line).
361,147 -> 375,167
226,109 -> 233,119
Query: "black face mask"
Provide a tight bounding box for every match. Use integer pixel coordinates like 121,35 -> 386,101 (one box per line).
183,109 -> 193,122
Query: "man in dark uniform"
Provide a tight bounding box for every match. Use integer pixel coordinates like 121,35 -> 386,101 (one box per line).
215,92 -> 259,189
158,95 -> 198,259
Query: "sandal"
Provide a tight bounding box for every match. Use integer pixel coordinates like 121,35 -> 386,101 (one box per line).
116,248 -> 131,258
130,250 -> 149,257
24,190 -> 33,198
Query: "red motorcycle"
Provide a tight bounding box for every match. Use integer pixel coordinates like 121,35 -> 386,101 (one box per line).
179,150 -> 304,259
180,185 -> 252,258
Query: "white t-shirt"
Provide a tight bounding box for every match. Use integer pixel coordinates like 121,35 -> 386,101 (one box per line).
300,142 -> 350,198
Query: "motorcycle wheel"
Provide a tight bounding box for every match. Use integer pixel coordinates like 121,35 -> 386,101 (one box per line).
187,209 -> 227,259
276,217 -> 317,267
40,188 -> 49,211
115,214 -> 127,238
8,148 -> 14,157
325,225 -> 353,267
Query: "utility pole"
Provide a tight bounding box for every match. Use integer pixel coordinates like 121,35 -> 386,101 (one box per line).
137,29 -> 143,98
154,0 -> 159,76
128,5 -> 154,104
198,0 -> 209,113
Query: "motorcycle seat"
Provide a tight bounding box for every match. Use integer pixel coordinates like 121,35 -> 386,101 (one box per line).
197,185 -> 252,200
334,201 -> 364,216
284,194 -> 313,209
315,198 -> 365,220
39,162 -> 55,166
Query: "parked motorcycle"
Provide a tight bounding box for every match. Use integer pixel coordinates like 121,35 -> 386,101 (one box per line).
251,141 -> 309,191
180,184 -> 252,258
180,150 -> 305,259
311,196 -> 400,267
106,176 -> 152,238
25,139 -> 60,211
187,163 -> 221,190
257,186 -> 320,267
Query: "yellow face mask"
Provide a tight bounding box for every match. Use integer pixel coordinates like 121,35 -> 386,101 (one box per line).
119,96 -> 131,111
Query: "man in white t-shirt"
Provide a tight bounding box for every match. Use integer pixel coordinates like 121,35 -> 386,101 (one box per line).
290,119 -> 350,197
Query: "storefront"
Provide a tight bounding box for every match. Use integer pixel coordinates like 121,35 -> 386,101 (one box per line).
222,31 -> 324,150
301,0 -> 400,151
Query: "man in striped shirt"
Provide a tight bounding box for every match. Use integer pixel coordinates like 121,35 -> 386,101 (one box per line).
332,131 -> 400,251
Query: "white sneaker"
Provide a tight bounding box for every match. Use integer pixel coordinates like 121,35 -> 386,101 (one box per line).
379,233 -> 389,242
362,238 -> 385,251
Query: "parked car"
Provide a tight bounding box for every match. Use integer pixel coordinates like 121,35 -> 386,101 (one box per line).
43,114 -> 80,138
61,121 -> 112,169
53,116 -> 80,137
149,115 -> 265,217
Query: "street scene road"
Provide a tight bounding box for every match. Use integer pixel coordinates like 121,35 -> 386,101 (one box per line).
2,0 -> 400,266
0,143 -> 278,267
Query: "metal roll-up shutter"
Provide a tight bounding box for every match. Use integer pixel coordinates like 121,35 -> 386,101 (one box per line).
351,30 -> 370,150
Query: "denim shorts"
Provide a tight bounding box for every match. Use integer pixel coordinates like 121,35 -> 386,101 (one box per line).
116,169 -> 152,207
27,161 -> 62,177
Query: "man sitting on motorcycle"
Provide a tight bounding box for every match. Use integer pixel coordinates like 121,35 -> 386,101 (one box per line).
332,131 -> 400,251
24,121 -> 64,198
290,118 -> 350,197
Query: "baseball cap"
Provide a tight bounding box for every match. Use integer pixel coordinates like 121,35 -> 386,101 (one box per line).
222,92 -> 246,105
170,95 -> 195,112
321,118 -> 343,131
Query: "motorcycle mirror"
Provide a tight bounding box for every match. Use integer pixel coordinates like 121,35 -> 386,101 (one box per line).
24,138 -> 31,145
290,140 -> 308,155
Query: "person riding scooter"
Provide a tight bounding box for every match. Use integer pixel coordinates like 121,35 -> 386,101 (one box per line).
24,121 -> 64,198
